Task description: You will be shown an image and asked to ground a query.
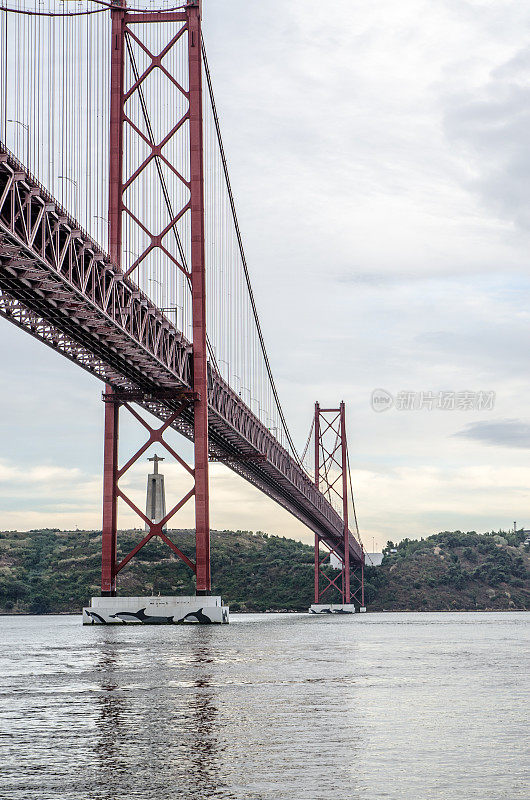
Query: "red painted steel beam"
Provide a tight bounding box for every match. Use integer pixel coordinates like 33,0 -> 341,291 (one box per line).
102,0 -> 126,597
319,567 -> 343,593
340,402 -> 350,603
124,12 -> 187,24
350,562 -> 365,606
158,531 -> 196,572
187,0 -> 211,595
314,535 -> 320,604
115,531 -> 155,574
314,401 -> 320,603
101,385 -> 119,595
362,562 -> 364,605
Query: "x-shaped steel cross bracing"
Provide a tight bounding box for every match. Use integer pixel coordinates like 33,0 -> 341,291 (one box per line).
120,17 -> 192,282
103,394 -> 198,588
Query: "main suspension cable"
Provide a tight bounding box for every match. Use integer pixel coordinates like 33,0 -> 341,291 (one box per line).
346,443 -> 362,546
300,416 -> 314,464
0,4 -> 107,16
0,1 -> 187,15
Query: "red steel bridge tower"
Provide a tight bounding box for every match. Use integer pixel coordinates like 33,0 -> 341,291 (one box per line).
101,0 -> 211,597
312,402 -> 365,610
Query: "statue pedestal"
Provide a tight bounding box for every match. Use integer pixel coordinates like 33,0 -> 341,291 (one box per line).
145,471 -> 166,531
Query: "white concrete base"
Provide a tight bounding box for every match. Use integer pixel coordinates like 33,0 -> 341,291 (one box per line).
309,603 -> 357,615
83,595 -> 229,625
359,606 -> 367,613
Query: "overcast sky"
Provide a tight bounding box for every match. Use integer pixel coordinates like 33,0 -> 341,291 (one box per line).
2,0 -> 530,548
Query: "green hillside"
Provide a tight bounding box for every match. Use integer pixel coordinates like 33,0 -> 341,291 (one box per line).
0,527 -> 528,613
366,529 -> 529,611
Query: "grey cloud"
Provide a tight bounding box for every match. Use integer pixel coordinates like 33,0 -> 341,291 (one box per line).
336,270 -> 480,286
337,271 -> 429,286
491,46 -> 530,82
417,321 -> 530,380
453,418 -> 530,448
444,46 -> 530,230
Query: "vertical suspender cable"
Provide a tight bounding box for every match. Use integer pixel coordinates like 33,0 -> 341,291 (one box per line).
201,37 -> 302,465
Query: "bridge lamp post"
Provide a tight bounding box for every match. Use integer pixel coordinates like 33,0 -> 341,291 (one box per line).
94,215 -> 109,245
233,374 -> 241,396
148,275 -> 162,302
218,358 -> 230,385
159,301 -> 184,330
123,248 -> 142,278
7,119 -> 29,166
267,417 -> 278,437
176,301 -> 184,330
57,175 -> 78,217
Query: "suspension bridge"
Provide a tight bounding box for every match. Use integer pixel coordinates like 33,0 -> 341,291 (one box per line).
0,0 -> 365,623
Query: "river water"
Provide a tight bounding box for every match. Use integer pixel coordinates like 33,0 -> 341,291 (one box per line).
0,612 -> 528,800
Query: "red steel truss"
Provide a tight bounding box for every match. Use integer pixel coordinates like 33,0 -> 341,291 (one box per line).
314,402 -> 364,605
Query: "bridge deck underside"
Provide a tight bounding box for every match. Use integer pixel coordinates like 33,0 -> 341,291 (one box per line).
0,146 -> 363,565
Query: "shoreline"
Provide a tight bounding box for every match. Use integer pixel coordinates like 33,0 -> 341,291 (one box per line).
1,608 -> 528,617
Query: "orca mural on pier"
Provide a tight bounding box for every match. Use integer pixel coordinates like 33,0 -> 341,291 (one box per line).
83,607 -> 220,624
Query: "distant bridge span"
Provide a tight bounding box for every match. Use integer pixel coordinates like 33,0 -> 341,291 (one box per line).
0,145 -> 363,568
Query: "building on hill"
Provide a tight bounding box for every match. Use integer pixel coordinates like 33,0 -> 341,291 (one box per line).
330,551 -> 383,569
365,552 -> 383,566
